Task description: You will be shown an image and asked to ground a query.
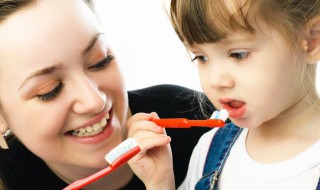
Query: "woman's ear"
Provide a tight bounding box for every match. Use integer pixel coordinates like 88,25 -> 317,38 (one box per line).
303,15 -> 320,63
0,111 -> 9,134
0,114 -> 9,149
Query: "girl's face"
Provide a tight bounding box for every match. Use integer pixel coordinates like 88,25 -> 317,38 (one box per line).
0,0 -> 128,170
190,25 -> 304,128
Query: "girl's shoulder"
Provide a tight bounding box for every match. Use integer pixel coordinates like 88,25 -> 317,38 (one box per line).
198,123 -> 240,143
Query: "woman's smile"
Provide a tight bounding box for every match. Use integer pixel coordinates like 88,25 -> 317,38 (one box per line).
66,109 -> 115,144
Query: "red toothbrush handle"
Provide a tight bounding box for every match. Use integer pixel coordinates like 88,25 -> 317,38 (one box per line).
151,118 -> 225,128
188,119 -> 225,127
151,118 -> 190,128
63,147 -> 141,190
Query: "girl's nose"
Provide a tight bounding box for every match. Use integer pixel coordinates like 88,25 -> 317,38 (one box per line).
210,75 -> 235,90
207,65 -> 235,90
72,78 -> 106,114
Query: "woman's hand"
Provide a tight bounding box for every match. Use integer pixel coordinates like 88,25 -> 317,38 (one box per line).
127,112 -> 175,190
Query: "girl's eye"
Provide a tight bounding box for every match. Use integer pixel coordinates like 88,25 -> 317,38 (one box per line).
88,54 -> 115,71
35,82 -> 64,102
191,55 -> 209,63
229,51 -> 249,60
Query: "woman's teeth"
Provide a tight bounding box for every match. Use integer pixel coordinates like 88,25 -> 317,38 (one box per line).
71,114 -> 109,137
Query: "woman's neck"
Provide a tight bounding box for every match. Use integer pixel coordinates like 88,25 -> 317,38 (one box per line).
48,162 -> 135,190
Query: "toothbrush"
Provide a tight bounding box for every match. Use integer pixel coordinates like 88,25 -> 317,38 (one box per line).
63,138 -> 141,190
151,109 -> 229,128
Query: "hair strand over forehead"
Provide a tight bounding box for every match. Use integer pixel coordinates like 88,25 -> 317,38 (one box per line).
0,0 -> 94,23
170,0 -> 320,47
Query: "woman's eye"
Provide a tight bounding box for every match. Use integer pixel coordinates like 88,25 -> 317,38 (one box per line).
35,82 -> 64,102
191,55 -> 209,63
88,54 -> 114,71
229,51 -> 249,60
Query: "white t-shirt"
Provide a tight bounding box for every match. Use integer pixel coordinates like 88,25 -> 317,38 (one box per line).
178,128 -> 320,190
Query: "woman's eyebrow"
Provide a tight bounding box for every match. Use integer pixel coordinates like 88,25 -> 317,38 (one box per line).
18,64 -> 64,91
83,32 -> 104,54
18,33 -> 104,91
30,64 -> 63,78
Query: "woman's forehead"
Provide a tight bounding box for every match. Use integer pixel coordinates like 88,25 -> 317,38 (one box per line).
0,0 -> 101,87
0,0 -> 100,61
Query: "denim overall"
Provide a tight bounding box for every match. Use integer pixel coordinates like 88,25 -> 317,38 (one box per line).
194,123 -> 320,190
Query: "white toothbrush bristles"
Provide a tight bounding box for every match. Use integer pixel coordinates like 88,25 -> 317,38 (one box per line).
105,138 -> 138,164
211,111 -> 219,119
218,109 -> 229,122
210,109 -> 229,122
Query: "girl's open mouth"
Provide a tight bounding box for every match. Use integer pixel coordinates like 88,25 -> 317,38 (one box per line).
220,99 -> 246,118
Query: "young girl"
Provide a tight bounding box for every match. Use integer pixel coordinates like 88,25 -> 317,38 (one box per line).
128,0 -> 320,189
0,0 -> 215,189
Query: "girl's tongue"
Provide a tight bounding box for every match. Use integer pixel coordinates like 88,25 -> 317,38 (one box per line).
223,100 -> 246,118
229,100 -> 244,108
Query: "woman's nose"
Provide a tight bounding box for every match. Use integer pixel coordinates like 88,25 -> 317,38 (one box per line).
72,78 -> 106,114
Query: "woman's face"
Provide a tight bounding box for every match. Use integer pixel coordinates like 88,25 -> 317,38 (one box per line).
0,0 -> 128,170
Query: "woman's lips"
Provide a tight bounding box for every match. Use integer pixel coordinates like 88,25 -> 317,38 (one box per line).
67,122 -> 114,144
66,109 -> 114,144
220,99 -> 246,118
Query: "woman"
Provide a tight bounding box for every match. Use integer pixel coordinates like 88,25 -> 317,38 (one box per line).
0,0 -> 214,189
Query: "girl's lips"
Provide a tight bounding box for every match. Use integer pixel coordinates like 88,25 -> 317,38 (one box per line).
220,99 -> 246,118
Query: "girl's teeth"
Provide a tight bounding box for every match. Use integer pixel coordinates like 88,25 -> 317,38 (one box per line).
71,114 -> 109,137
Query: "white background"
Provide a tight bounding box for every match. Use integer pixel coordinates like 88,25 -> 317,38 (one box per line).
94,0 -> 202,91
94,0 -> 320,95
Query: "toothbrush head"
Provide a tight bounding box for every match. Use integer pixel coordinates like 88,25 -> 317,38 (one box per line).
63,138 -> 140,190
210,109 -> 229,122
218,109 -> 229,122
105,138 -> 140,166
211,111 -> 219,119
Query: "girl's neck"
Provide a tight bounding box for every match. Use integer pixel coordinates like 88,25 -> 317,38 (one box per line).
246,97 -> 320,163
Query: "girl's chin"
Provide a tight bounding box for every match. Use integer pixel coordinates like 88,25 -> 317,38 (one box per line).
231,118 -> 260,129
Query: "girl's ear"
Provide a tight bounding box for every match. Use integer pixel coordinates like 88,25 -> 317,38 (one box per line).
304,15 -> 320,63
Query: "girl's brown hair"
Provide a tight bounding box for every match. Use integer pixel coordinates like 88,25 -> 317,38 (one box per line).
170,0 -> 320,47
170,0 -> 320,101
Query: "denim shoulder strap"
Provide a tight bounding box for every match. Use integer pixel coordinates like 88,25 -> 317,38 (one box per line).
195,123 -> 242,190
